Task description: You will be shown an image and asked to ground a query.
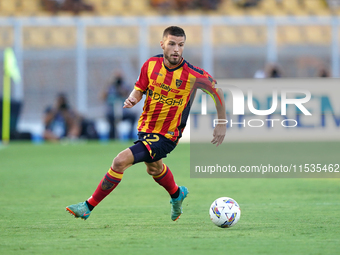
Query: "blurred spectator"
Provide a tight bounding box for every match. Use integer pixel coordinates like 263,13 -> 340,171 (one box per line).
62,0 -> 94,14
175,0 -> 194,11
234,0 -> 262,8
318,67 -> 330,77
150,0 -> 175,14
150,0 -> 222,12
41,0 -> 65,14
41,0 -> 94,15
254,63 -> 283,78
266,63 -> 282,78
200,0 -> 221,10
102,72 -> 138,140
43,93 -> 82,142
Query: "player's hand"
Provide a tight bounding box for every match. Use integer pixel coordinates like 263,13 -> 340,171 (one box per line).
211,124 -> 226,147
123,96 -> 137,108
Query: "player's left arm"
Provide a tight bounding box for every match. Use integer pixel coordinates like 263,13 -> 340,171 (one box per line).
211,88 -> 226,147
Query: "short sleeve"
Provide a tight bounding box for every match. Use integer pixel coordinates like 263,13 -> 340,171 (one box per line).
194,72 -> 217,94
194,72 -> 221,106
134,61 -> 149,93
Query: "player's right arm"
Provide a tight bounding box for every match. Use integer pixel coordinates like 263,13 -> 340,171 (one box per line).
123,89 -> 143,108
124,60 -> 149,108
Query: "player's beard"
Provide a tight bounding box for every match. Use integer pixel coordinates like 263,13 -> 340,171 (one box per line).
164,53 -> 182,66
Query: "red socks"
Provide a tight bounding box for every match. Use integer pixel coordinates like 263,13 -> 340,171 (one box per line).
153,164 -> 179,196
87,167 -> 123,207
87,164 -> 178,209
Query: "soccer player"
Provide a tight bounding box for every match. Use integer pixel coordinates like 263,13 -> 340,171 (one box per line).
66,26 -> 227,221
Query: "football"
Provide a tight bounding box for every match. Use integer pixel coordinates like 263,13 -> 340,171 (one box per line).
209,197 -> 241,228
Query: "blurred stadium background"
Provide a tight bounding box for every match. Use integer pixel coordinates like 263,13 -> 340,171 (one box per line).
0,0 -> 339,140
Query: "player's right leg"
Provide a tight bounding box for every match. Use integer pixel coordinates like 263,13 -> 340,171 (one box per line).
66,148 -> 134,220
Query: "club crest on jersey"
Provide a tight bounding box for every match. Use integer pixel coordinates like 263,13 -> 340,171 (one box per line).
176,79 -> 183,88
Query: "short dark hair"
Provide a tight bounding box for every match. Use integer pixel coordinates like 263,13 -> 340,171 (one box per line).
163,26 -> 186,40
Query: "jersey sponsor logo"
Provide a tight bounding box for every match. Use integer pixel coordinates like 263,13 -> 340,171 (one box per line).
148,90 -> 183,106
171,89 -> 180,93
152,80 -> 180,93
153,72 -> 163,76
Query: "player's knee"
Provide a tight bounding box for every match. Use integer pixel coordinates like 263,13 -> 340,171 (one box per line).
146,165 -> 162,176
112,153 -> 128,172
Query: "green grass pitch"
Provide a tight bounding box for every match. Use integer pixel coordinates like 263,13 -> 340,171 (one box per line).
0,141 -> 339,255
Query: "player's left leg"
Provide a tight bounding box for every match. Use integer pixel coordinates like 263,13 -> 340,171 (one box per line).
146,160 -> 178,196
145,160 -> 188,221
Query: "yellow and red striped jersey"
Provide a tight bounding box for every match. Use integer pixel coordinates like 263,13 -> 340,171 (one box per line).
135,54 -> 219,142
